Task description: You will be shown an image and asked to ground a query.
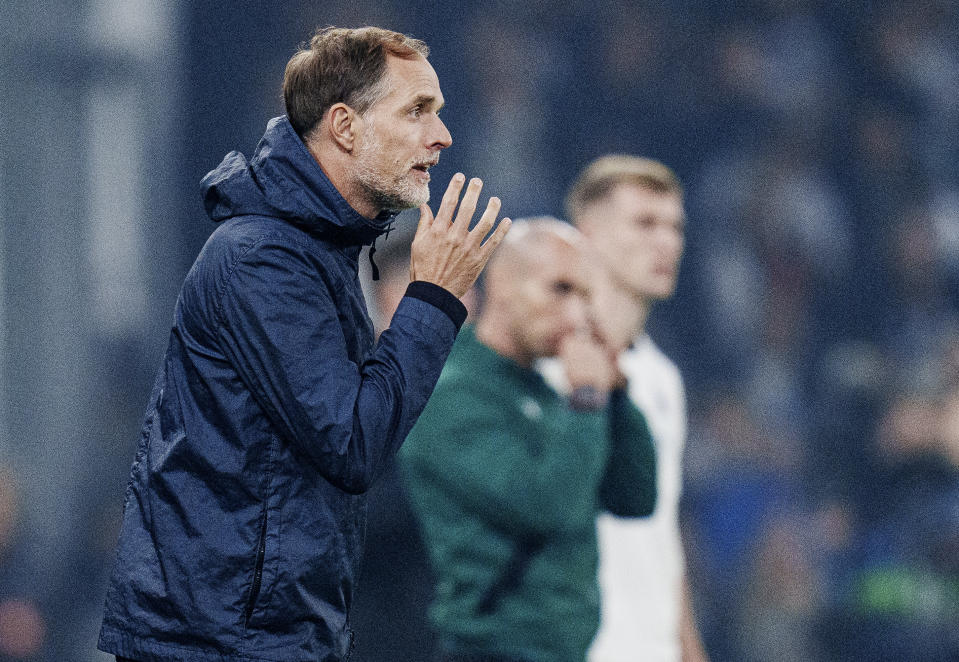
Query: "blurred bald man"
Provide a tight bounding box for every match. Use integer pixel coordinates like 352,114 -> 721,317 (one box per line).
400,218 -> 657,662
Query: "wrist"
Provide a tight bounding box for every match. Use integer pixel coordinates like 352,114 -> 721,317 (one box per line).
405,281 -> 468,330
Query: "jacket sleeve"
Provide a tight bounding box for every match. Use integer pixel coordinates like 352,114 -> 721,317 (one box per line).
215,238 -> 463,494
597,388 -> 658,517
402,378 -> 609,537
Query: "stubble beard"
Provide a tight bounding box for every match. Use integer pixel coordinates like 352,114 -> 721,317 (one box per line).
352,125 -> 431,213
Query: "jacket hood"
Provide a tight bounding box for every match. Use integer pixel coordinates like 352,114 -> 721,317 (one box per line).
200,116 -> 396,246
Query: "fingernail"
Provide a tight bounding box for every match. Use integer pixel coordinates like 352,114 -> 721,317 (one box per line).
471,177 -> 483,186
454,173 -> 465,182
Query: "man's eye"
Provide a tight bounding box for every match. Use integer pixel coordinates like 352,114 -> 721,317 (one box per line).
410,105 -> 422,117
553,282 -> 573,295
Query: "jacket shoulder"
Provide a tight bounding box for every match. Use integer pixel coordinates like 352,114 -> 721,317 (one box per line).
178,216 -> 346,332
198,215 -> 348,278
204,215 -> 322,255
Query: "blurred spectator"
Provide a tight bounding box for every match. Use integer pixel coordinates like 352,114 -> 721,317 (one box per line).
684,391 -> 803,660
735,516 -> 825,662
0,465 -> 47,661
820,379 -> 959,661
0,466 -> 16,555
459,13 -> 568,216
0,599 -> 46,660
866,1 -> 959,177
878,206 -> 959,375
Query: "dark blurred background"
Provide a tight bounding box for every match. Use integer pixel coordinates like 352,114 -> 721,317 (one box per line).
1,1 -> 957,660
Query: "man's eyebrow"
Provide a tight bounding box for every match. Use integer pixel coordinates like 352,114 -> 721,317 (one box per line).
410,94 -> 444,111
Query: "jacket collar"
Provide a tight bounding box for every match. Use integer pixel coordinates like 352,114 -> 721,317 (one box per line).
202,116 -> 397,247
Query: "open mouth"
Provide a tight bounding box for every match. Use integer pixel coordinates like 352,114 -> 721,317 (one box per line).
412,155 -> 439,172
411,161 -> 437,182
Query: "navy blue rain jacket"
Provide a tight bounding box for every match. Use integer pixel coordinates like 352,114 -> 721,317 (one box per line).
98,116 -> 466,661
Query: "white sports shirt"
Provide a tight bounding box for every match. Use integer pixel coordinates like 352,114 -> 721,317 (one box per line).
539,334 -> 687,662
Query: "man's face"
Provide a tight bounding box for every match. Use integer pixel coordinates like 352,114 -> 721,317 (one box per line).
352,55 -> 452,211
580,184 -> 685,301
503,239 -> 594,360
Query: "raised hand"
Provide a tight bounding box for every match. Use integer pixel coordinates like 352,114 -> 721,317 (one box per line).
409,173 -> 511,298
559,327 -> 618,396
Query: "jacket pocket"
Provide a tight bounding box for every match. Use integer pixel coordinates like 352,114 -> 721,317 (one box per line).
244,504 -> 269,626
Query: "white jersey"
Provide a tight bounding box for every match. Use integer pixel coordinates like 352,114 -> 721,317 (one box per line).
538,334 -> 687,662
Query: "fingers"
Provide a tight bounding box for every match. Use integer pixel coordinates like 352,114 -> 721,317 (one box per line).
451,178 -> 484,234
434,173 -> 466,227
414,203 -> 434,240
480,217 -> 512,257
468,196 -> 501,243
430,173 -> 509,256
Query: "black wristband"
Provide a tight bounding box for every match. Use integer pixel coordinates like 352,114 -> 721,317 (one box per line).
405,281 -> 468,330
569,385 -> 610,411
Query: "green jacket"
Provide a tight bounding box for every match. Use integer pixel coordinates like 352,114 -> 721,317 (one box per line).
400,327 -> 656,662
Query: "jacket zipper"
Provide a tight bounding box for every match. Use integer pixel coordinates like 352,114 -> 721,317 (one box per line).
245,507 -> 268,625
344,628 -> 355,661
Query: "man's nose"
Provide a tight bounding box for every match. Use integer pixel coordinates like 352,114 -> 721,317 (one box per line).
660,227 -> 684,256
430,116 -> 452,150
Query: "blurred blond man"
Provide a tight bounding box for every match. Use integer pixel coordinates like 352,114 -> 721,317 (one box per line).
543,155 -> 709,662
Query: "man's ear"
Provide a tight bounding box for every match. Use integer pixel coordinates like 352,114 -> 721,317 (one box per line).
327,103 -> 357,152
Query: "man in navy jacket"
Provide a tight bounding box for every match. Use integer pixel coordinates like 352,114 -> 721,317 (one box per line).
98,26 -> 511,662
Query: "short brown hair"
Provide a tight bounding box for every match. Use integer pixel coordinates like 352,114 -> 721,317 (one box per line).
283,26 -> 429,138
565,155 -> 683,223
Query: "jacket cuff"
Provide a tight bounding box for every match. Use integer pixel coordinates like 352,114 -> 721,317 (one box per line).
405,281 -> 468,331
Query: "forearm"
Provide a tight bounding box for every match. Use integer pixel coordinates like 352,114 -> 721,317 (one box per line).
425,418 -> 609,535
403,378 -> 610,536
598,389 -> 657,516
218,257 -> 463,494
329,290 -> 464,491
